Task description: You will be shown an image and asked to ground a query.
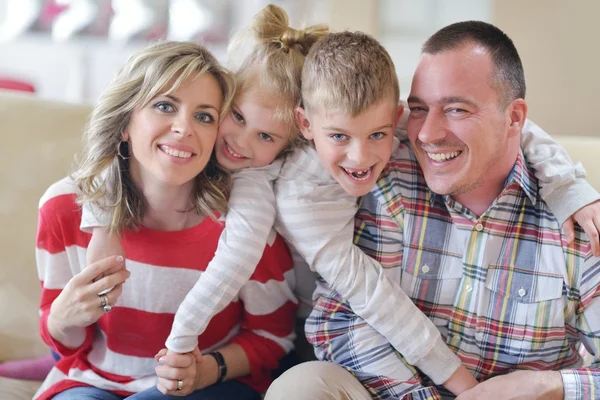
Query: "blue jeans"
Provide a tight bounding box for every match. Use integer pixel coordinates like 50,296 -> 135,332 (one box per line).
52,381 -> 261,400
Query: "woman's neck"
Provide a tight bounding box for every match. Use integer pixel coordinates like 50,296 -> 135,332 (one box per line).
138,181 -> 201,231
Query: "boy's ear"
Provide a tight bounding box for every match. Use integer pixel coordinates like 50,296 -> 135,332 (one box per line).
507,99 -> 527,138
295,107 -> 313,140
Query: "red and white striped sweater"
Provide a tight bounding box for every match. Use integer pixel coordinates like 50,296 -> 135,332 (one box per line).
34,178 -> 297,399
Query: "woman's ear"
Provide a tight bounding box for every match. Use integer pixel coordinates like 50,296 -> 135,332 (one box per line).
295,107 -> 312,140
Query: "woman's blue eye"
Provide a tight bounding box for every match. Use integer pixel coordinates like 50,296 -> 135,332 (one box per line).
154,102 -> 174,112
233,111 -> 244,123
196,113 -> 215,123
371,132 -> 385,139
258,132 -> 273,142
331,133 -> 347,141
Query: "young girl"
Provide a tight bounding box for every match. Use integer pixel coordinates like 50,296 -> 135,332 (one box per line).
83,4 -> 600,396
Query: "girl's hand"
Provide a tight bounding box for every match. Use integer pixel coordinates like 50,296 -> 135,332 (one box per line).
48,255 -> 129,333
155,348 -> 204,396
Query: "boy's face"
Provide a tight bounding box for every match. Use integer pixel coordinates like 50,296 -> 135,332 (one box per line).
298,99 -> 403,197
215,87 -> 291,171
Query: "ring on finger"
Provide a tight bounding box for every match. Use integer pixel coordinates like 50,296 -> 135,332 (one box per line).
176,378 -> 183,391
99,294 -> 108,308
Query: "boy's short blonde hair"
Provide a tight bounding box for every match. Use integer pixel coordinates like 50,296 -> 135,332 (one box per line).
227,4 -> 328,150
302,31 -> 400,116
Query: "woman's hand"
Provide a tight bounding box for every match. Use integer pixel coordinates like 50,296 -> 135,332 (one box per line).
48,255 -> 129,336
154,348 -> 206,396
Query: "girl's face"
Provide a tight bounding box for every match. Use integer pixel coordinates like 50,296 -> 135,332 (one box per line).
215,87 -> 292,171
124,73 -> 223,191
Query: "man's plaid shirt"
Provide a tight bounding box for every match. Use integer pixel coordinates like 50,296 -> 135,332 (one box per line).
305,141 -> 600,399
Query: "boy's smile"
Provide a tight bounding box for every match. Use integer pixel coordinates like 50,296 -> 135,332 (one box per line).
297,99 -> 403,197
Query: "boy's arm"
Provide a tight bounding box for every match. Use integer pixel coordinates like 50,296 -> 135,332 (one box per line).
166,162 -> 281,353
276,170 -> 472,390
520,119 -> 600,223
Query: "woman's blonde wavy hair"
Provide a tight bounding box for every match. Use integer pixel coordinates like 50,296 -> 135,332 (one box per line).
227,4 -> 328,152
71,41 -> 235,234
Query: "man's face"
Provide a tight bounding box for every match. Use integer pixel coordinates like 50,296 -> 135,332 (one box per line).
299,99 -> 403,197
407,44 -> 516,199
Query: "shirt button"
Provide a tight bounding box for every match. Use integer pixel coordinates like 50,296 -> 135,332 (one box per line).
518,287 -> 527,297
422,264 -> 430,273
475,223 -> 484,231
465,284 -> 473,292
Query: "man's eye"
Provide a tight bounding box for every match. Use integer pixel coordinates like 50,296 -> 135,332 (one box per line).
196,113 -> 215,123
258,132 -> 273,142
331,133 -> 347,141
233,111 -> 244,123
447,108 -> 467,114
154,102 -> 174,112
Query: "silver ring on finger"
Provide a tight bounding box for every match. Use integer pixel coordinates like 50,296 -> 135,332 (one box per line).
99,294 -> 108,308
176,378 -> 183,391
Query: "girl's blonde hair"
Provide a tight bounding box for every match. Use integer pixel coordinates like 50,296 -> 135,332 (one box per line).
72,41 -> 235,234
227,4 -> 328,150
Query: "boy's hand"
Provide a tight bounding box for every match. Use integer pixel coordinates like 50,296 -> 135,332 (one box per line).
563,200 -> 600,256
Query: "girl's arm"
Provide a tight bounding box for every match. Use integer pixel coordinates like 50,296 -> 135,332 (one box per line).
166,161 -> 282,353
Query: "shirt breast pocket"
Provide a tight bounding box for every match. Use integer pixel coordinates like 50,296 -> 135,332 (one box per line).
478,266 -> 565,357
401,245 -> 463,328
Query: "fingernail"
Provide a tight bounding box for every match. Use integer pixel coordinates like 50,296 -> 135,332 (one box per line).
158,356 -> 166,364
116,256 -> 124,263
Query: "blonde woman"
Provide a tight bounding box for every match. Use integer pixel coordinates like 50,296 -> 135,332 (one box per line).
34,41 -> 296,400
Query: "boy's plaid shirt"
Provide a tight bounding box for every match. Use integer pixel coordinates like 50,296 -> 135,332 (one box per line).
306,142 -> 600,399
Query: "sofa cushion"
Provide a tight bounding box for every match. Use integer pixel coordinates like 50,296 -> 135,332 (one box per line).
0,90 -> 92,361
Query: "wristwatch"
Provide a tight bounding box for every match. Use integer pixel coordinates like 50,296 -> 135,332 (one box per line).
208,351 -> 227,384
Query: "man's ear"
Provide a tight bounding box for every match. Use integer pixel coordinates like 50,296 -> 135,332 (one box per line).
395,104 -> 405,127
507,99 -> 527,137
295,107 -> 313,140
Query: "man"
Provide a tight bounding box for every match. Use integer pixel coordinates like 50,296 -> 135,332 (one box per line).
268,21 -> 600,400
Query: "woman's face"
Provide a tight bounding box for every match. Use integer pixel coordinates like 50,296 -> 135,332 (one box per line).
215,87 -> 292,171
124,73 -> 223,191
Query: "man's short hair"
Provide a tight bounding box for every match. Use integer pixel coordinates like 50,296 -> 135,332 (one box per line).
423,21 -> 526,107
302,31 -> 400,116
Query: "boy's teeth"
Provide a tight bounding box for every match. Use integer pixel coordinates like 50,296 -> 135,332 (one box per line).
343,167 -> 372,181
161,146 -> 192,158
427,151 -> 460,162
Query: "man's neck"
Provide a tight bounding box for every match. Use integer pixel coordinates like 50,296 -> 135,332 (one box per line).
452,147 -> 520,218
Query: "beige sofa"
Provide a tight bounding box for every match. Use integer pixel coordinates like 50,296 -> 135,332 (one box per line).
0,90 -> 598,398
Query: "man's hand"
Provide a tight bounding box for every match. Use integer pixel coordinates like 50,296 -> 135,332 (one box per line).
563,199 -> 600,256
456,371 -> 563,400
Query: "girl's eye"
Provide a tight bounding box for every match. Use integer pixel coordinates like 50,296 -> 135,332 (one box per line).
331,133 -> 347,141
154,101 -> 174,112
195,113 -> 215,123
233,110 -> 245,123
371,132 -> 385,140
258,132 -> 273,142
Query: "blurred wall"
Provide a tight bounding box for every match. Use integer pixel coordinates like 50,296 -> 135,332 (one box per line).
494,0 -> 600,137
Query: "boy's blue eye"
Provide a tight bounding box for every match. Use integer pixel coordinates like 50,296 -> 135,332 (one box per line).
331,133 -> 347,141
195,112 -> 215,123
154,101 -> 174,112
371,132 -> 385,139
258,132 -> 273,142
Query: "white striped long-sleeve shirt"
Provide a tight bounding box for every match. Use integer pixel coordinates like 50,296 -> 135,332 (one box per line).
81,119 -> 599,381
